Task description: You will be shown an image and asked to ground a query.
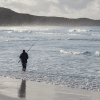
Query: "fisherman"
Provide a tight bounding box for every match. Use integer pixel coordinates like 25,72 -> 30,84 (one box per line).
20,50 -> 28,71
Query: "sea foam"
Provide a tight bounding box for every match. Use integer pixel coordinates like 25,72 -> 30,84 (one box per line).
60,50 -> 91,55
69,29 -> 89,32
95,51 -> 100,56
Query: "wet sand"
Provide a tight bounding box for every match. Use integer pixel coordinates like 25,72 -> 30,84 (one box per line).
0,76 -> 100,100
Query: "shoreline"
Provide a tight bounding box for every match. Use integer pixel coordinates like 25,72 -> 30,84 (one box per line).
0,76 -> 100,100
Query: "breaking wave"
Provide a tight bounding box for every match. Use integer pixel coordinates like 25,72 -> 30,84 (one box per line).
95,51 -> 100,56
69,28 -> 90,32
60,50 -> 91,55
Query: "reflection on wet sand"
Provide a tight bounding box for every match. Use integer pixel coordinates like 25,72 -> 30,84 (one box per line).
18,79 -> 26,98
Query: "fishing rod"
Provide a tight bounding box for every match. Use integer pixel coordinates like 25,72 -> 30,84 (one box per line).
18,42 -> 36,63
26,42 -> 35,53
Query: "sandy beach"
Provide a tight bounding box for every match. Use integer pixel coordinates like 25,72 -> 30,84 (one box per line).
0,76 -> 100,100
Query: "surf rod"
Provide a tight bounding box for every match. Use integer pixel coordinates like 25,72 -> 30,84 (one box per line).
26,42 -> 35,53
18,42 -> 36,63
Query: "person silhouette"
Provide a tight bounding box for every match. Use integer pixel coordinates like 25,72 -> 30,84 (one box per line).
20,50 -> 28,71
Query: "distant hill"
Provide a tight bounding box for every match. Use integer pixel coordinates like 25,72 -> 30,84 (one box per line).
0,7 -> 100,26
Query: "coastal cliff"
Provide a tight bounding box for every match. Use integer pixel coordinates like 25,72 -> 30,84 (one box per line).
0,7 -> 99,26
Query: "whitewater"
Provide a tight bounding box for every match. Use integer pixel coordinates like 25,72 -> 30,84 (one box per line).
0,26 -> 100,91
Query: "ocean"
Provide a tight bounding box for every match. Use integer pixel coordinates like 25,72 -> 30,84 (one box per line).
0,26 -> 100,91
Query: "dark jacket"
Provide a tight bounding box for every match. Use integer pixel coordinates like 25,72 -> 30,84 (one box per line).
20,52 -> 28,63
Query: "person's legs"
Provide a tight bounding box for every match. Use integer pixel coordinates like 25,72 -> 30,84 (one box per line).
22,63 -> 26,71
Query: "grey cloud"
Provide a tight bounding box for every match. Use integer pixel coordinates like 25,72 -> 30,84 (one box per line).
1,0 -> 51,14
0,0 -> 100,19
0,0 -> 96,14
3,0 -> 61,16
58,0 -> 95,10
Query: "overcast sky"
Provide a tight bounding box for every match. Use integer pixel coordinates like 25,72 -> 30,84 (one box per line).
0,0 -> 100,20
